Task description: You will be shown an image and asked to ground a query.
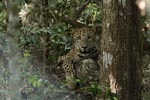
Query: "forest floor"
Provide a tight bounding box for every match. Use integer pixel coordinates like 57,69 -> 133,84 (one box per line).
27,55 -> 93,100
44,63 -> 94,100
31,53 -> 150,100
47,54 -> 150,100
1,46 -> 149,100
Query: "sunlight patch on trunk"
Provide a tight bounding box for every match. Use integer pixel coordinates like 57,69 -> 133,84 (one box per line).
103,51 -> 113,69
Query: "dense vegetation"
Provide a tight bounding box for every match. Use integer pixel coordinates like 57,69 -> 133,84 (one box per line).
0,0 -> 150,100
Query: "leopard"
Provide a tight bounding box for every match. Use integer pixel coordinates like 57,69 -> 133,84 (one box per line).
58,27 -> 100,89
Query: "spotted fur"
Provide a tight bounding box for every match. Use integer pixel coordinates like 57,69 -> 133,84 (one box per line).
58,27 -> 100,89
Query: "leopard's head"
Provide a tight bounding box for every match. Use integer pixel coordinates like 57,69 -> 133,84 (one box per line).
72,27 -> 98,57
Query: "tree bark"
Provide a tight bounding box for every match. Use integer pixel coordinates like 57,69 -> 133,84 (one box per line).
41,0 -> 49,76
99,0 -> 142,100
6,0 -> 21,100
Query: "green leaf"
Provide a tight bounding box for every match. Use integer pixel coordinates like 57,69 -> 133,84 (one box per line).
113,97 -> 118,100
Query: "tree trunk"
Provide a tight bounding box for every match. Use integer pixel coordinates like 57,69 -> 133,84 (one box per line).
40,0 -> 49,76
6,0 -> 21,100
99,0 -> 142,100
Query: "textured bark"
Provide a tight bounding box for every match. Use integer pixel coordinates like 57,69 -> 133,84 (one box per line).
100,0 -> 142,100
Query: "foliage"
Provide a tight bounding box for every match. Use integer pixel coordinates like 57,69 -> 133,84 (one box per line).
80,3 -> 101,25
19,22 -> 72,61
86,82 -> 102,95
71,78 -> 118,99
0,0 -> 149,100
0,10 -> 6,33
18,0 -> 102,64
19,51 -> 51,99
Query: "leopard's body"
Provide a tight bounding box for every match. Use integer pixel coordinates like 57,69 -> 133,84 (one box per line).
58,27 -> 100,89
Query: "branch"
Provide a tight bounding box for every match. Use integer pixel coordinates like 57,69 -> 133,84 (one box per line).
49,11 -> 89,27
74,0 -> 91,19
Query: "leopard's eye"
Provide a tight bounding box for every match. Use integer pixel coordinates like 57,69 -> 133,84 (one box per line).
88,35 -> 92,39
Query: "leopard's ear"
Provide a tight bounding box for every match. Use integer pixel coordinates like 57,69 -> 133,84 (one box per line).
70,28 -> 79,39
90,26 -> 96,32
90,26 -> 102,34
87,26 -> 96,35
70,28 -> 75,38
71,28 -> 79,34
